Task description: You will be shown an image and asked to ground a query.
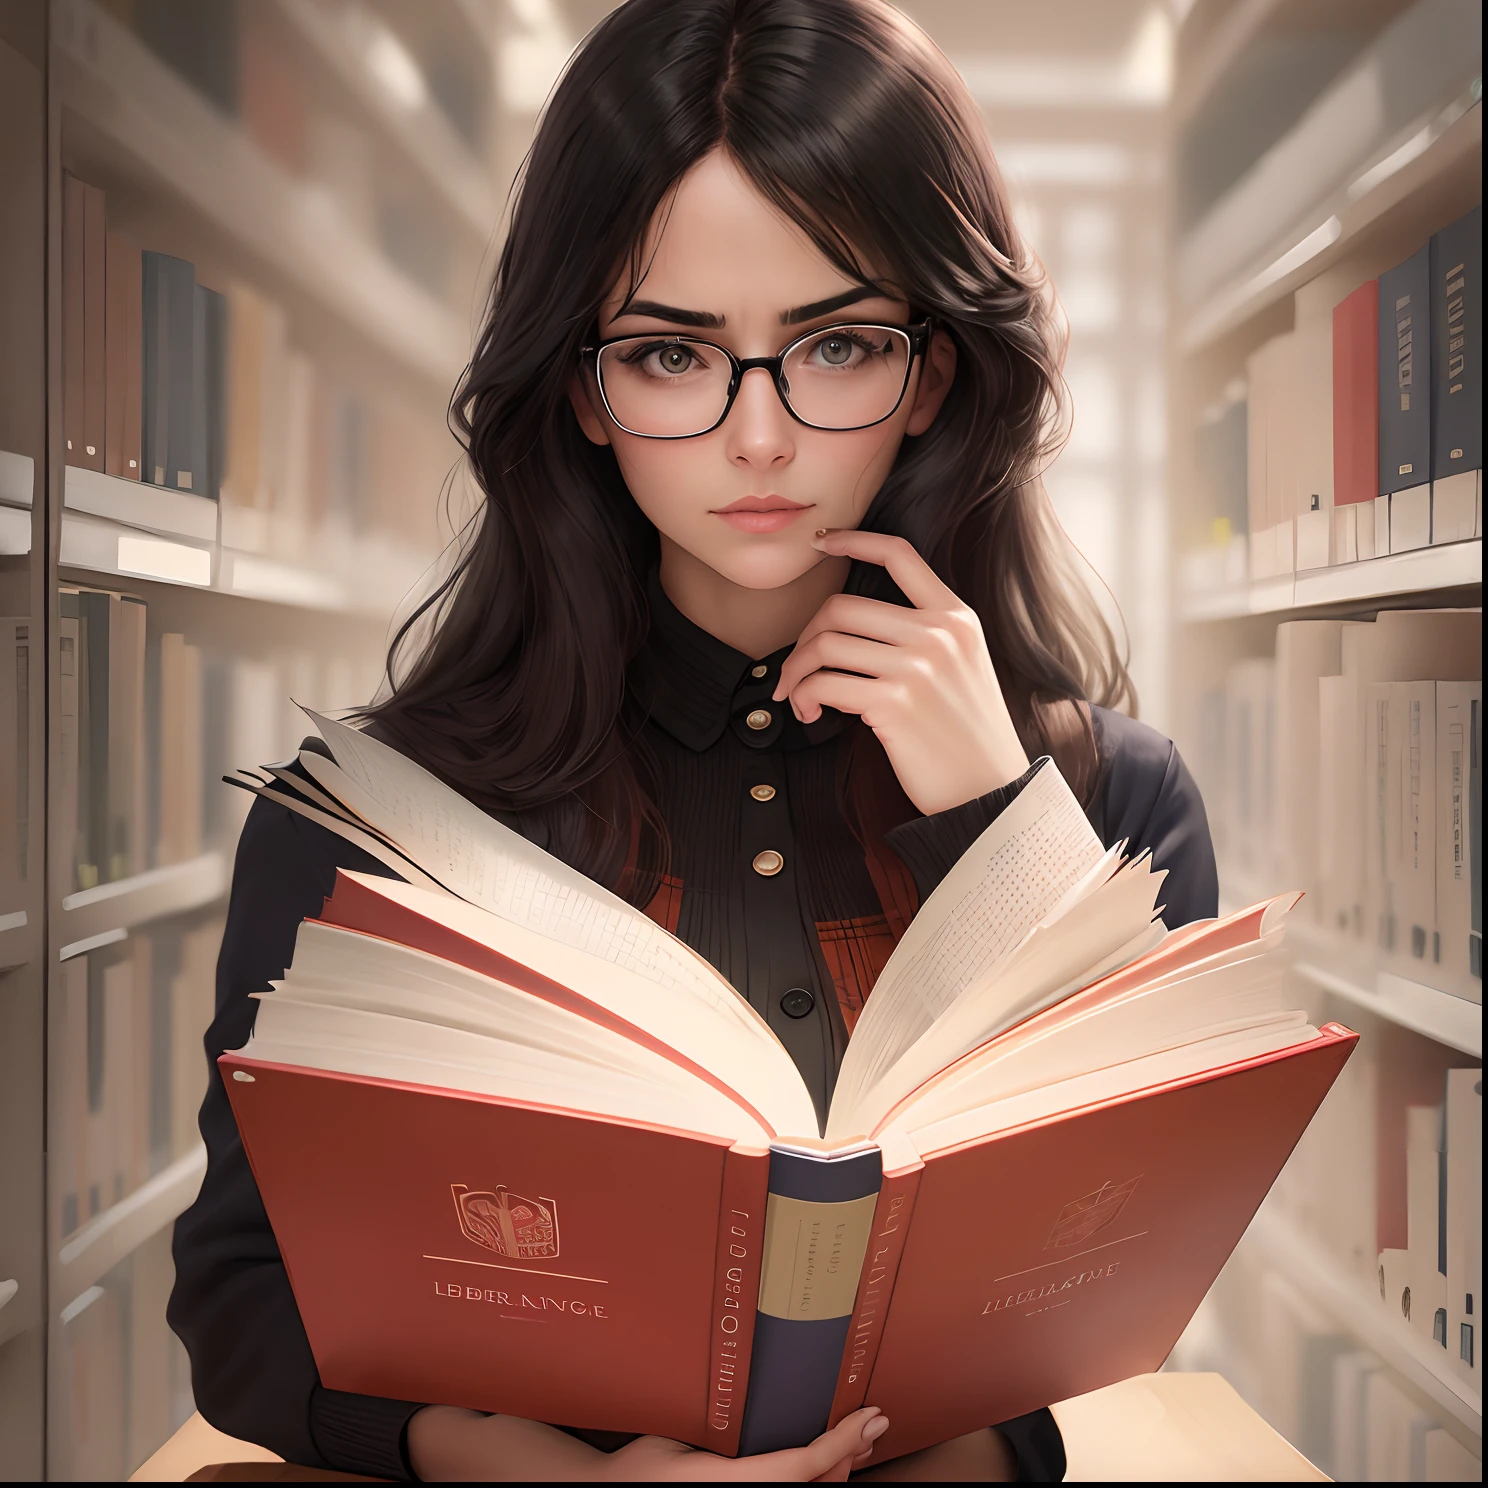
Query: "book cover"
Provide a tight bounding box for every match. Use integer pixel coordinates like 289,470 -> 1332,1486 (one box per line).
1292,317 -> 1333,571
141,251 -> 197,491
1378,246 -> 1431,552
1435,683 -> 1482,1002
82,179 -> 107,473
105,233 -> 143,480
1430,206 -> 1481,544
199,285 -> 227,502
1443,1068 -> 1481,1389
63,174 -> 87,467
1332,280 -> 1379,562
222,1028 -> 1355,1458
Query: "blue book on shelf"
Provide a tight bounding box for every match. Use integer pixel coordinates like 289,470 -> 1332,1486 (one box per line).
1431,205 -> 1482,479
194,284 -> 226,502
1377,244 -> 1432,497
141,251 -> 198,492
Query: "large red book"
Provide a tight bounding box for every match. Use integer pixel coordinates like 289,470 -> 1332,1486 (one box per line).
1333,279 -> 1380,508
223,716 -> 1355,1461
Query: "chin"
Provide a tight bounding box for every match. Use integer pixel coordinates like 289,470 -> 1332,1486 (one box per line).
704,540 -> 821,592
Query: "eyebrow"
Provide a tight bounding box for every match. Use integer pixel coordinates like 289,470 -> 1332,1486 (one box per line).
613,283 -> 892,331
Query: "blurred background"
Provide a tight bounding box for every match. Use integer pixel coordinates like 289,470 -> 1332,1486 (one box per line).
0,0 -> 1480,1479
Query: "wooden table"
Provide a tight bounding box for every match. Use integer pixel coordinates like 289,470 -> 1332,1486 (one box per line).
130,1372 -> 1328,1482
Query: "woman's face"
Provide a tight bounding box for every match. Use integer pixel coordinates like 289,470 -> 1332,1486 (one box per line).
570,149 -> 956,593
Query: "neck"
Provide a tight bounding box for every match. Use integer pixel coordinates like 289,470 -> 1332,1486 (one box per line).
658,537 -> 850,658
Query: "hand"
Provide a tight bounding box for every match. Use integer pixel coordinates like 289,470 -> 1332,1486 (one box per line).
406,1402 -> 889,1481
605,1407 -> 889,1480
774,530 -> 1030,817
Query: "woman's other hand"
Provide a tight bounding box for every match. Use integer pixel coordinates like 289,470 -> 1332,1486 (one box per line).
775,530 -> 1030,816
406,1403 -> 889,1481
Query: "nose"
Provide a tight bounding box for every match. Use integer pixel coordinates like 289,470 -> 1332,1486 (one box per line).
723,365 -> 795,471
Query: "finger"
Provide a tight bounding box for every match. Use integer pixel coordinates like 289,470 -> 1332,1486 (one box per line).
793,592 -> 928,654
811,528 -> 959,611
775,631 -> 902,700
746,1408 -> 888,1482
789,671 -> 897,726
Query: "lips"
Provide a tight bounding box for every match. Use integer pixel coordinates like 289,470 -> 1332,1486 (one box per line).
712,495 -> 814,533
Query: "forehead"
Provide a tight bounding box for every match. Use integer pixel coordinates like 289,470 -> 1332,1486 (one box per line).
603,150 -> 875,321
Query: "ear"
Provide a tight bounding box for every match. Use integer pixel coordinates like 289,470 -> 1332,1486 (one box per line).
567,371 -> 613,447
904,327 -> 957,436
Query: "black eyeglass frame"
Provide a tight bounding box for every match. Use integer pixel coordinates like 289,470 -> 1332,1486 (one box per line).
581,318 -> 934,439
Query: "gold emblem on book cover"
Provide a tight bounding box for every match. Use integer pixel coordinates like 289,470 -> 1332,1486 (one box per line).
1043,1176 -> 1141,1250
452,1183 -> 560,1260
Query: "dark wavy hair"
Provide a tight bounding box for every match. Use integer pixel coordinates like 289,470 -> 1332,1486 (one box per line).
365,0 -> 1134,903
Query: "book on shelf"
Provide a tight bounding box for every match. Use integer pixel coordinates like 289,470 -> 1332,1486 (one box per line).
104,230 -> 143,481
1379,244 -> 1434,555
1443,1066 -> 1481,1390
1430,205 -> 1482,544
63,172 -> 107,473
153,632 -> 204,866
1331,280 -> 1380,564
1195,608 -> 1482,1003
218,713 -> 1355,1459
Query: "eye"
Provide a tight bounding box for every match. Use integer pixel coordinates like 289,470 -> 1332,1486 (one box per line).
817,335 -> 854,366
655,344 -> 694,374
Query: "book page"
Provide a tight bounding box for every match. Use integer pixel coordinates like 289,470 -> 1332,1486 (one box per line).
302,712 -> 768,1043
831,761 -> 1104,1118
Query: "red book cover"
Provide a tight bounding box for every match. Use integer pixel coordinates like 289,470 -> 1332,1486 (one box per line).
223,1025 -> 1354,1458
82,180 -> 107,473
62,173 -> 86,467
1333,280 -> 1379,506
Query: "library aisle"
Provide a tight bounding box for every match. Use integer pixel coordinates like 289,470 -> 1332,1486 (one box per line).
1163,1 -> 1482,1483
0,0 -> 1480,1483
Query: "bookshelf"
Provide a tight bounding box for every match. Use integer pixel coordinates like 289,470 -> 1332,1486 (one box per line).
1167,0 -> 1483,1478
0,0 -> 490,1476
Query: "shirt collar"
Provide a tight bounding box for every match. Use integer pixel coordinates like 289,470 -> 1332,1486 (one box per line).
631,567 -> 848,753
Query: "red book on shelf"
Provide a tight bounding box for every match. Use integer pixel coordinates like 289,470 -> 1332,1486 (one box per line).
1332,280 -> 1379,507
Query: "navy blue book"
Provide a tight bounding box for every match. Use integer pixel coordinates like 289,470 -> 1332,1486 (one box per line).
1431,205 -> 1482,480
1378,244 -> 1431,496
141,251 -> 197,491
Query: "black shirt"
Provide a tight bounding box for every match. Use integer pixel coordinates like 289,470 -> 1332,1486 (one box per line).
168,583 -> 1218,1480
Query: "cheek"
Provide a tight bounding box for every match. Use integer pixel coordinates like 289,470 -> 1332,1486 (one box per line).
608,436 -> 714,532
796,424 -> 906,516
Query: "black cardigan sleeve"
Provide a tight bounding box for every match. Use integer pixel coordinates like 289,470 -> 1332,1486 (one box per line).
167,796 -> 423,1480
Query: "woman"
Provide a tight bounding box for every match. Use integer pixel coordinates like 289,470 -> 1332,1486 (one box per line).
170,0 -> 1217,1479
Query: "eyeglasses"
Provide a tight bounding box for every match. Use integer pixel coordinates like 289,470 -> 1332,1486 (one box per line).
583,320 -> 932,439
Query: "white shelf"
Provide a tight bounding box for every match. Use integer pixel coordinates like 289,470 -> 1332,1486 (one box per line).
273,0 -> 499,238
54,0 -> 469,387
60,852 -> 229,952
57,466 -> 434,620
1246,1207 -> 1482,1442
1180,87 -> 1482,353
64,463 -> 217,541
52,1144 -> 206,1312
1180,538 -> 1482,620
1291,955 -> 1482,1058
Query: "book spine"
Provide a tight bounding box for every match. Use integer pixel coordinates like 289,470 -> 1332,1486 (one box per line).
200,286 -> 227,501
191,285 -> 209,500
1378,244 -> 1431,498
703,1145 -> 770,1456
1333,280 -> 1380,507
78,591 -> 111,889
826,1164 -> 923,1427
164,255 -> 197,491
63,173 -> 86,467
141,253 -> 169,487
1431,206 -> 1482,480
1472,697 -> 1482,983
82,180 -> 107,471
105,233 -> 141,478
736,1148 -> 882,1457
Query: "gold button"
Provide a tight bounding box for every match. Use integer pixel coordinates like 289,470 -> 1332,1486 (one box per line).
745,708 -> 772,730
750,664 -> 768,678
750,784 -> 776,802
752,850 -> 784,877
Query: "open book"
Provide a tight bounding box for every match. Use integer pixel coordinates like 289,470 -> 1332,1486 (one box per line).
222,713 -> 1355,1461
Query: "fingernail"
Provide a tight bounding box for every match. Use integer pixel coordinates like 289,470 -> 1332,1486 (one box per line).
771,685 -> 784,702
863,1417 -> 890,1442
814,528 -> 828,538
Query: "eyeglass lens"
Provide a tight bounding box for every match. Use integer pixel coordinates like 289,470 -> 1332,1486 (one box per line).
596,325 -> 913,436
